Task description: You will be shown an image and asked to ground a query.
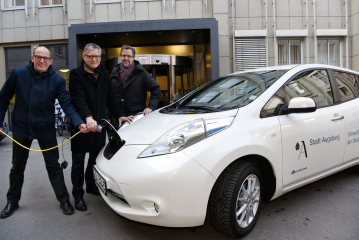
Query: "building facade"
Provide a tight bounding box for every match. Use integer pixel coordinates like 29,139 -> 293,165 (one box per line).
1,0 -> 359,126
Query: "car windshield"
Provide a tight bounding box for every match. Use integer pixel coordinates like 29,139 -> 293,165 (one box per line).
162,70 -> 287,113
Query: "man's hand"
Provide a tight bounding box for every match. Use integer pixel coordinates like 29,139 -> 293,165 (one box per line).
0,127 -> 2,133
78,123 -> 89,133
118,115 -> 134,127
143,108 -> 152,115
86,116 -> 97,132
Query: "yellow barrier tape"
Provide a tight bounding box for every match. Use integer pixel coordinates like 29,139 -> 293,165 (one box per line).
0,130 -> 81,152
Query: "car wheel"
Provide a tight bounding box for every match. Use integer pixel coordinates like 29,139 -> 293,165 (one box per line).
209,161 -> 263,238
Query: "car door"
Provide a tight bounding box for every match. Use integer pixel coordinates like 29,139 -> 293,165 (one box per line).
331,71 -> 359,163
279,69 -> 346,188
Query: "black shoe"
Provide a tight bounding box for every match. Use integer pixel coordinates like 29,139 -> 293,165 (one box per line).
74,197 -> 87,211
1,202 -> 19,218
86,187 -> 101,196
60,200 -> 74,215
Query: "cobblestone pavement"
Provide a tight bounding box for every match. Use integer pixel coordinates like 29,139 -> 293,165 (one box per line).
0,132 -> 359,240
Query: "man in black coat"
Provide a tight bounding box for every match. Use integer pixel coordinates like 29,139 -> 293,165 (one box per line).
108,45 -> 160,125
69,43 -> 132,211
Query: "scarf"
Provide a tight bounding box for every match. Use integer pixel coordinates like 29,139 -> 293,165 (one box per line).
83,61 -> 101,80
119,61 -> 135,85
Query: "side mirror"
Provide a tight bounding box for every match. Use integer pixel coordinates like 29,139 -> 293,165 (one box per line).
280,97 -> 317,115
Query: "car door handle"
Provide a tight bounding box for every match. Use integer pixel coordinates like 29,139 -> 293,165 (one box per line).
331,115 -> 344,121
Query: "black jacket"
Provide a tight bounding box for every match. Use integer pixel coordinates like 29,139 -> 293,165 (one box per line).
109,60 -> 161,116
0,61 -> 84,140
69,62 -> 123,153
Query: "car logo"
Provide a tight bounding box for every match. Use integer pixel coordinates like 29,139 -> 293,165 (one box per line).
291,167 -> 308,175
295,141 -> 307,159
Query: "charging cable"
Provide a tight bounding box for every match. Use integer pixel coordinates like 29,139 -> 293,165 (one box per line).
0,130 -> 82,152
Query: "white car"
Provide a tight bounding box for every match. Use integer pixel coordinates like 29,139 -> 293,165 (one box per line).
94,64 -> 359,238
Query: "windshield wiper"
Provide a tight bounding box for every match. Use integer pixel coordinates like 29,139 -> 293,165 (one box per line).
183,106 -> 221,112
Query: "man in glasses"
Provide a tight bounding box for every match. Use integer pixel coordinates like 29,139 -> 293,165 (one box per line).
107,44 -> 160,126
68,43 -> 132,212
0,46 -> 88,218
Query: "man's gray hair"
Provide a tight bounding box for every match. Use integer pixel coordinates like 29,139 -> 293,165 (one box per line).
83,43 -> 101,55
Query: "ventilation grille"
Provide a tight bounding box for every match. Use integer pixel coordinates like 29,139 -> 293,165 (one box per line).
235,38 -> 266,72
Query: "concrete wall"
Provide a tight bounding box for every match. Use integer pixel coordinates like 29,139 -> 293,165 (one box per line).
351,0 -> 359,72
230,0 -> 354,69
0,0 -> 358,82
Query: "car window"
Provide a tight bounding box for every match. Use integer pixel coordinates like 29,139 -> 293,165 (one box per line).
285,70 -> 333,108
332,71 -> 359,102
260,87 -> 285,118
162,70 -> 288,113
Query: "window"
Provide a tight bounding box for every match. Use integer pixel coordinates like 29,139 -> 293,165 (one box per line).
177,70 -> 284,111
285,70 -> 333,108
5,47 -> 31,130
333,71 -> 359,102
278,39 -> 301,65
318,39 -> 340,67
3,0 -> 25,9
260,87 -> 285,118
39,0 -> 62,6
44,44 -> 69,90
95,0 -> 119,2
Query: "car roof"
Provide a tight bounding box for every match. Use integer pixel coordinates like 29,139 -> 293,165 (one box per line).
229,64 -> 359,76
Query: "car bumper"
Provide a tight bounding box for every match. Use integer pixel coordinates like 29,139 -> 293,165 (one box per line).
95,145 -> 216,227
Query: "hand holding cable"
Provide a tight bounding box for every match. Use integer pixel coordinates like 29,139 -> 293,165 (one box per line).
78,123 -> 88,133
86,116 -> 97,132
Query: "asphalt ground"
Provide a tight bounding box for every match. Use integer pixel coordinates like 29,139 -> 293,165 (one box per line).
1,131 -> 359,240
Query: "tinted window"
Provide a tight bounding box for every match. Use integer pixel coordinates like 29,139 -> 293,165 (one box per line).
44,45 -> 68,68
285,70 -> 333,108
5,46 -> 31,71
333,71 -> 359,102
260,87 -> 285,118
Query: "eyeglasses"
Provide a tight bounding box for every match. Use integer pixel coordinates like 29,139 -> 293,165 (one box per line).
120,54 -> 134,59
33,55 -> 51,62
84,55 -> 101,60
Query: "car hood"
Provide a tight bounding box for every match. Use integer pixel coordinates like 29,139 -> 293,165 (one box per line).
117,109 -> 238,145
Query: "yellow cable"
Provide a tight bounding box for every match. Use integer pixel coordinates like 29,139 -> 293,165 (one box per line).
0,130 -> 82,152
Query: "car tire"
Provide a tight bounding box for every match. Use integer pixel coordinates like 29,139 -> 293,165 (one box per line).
209,161 -> 263,238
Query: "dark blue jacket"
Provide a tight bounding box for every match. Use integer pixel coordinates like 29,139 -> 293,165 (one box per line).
0,60 -> 84,139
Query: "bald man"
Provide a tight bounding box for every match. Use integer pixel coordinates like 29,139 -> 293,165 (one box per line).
0,46 -> 88,218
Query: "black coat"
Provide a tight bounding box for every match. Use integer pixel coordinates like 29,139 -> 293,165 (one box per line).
69,63 -> 122,153
0,61 -> 84,140
109,60 -> 161,116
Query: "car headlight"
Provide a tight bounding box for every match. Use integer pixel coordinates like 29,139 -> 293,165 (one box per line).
139,117 -> 234,158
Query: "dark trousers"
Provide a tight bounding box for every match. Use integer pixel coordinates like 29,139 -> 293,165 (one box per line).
7,136 -> 69,204
71,150 -> 100,198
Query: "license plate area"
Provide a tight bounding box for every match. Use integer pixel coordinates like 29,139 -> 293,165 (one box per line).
94,167 -> 107,195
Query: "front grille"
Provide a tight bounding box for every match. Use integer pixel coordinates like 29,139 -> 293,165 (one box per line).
108,189 -> 130,205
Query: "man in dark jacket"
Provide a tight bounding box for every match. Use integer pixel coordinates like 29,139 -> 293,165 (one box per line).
0,46 -> 88,218
69,43 -> 132,212
108,45 -> 160,125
